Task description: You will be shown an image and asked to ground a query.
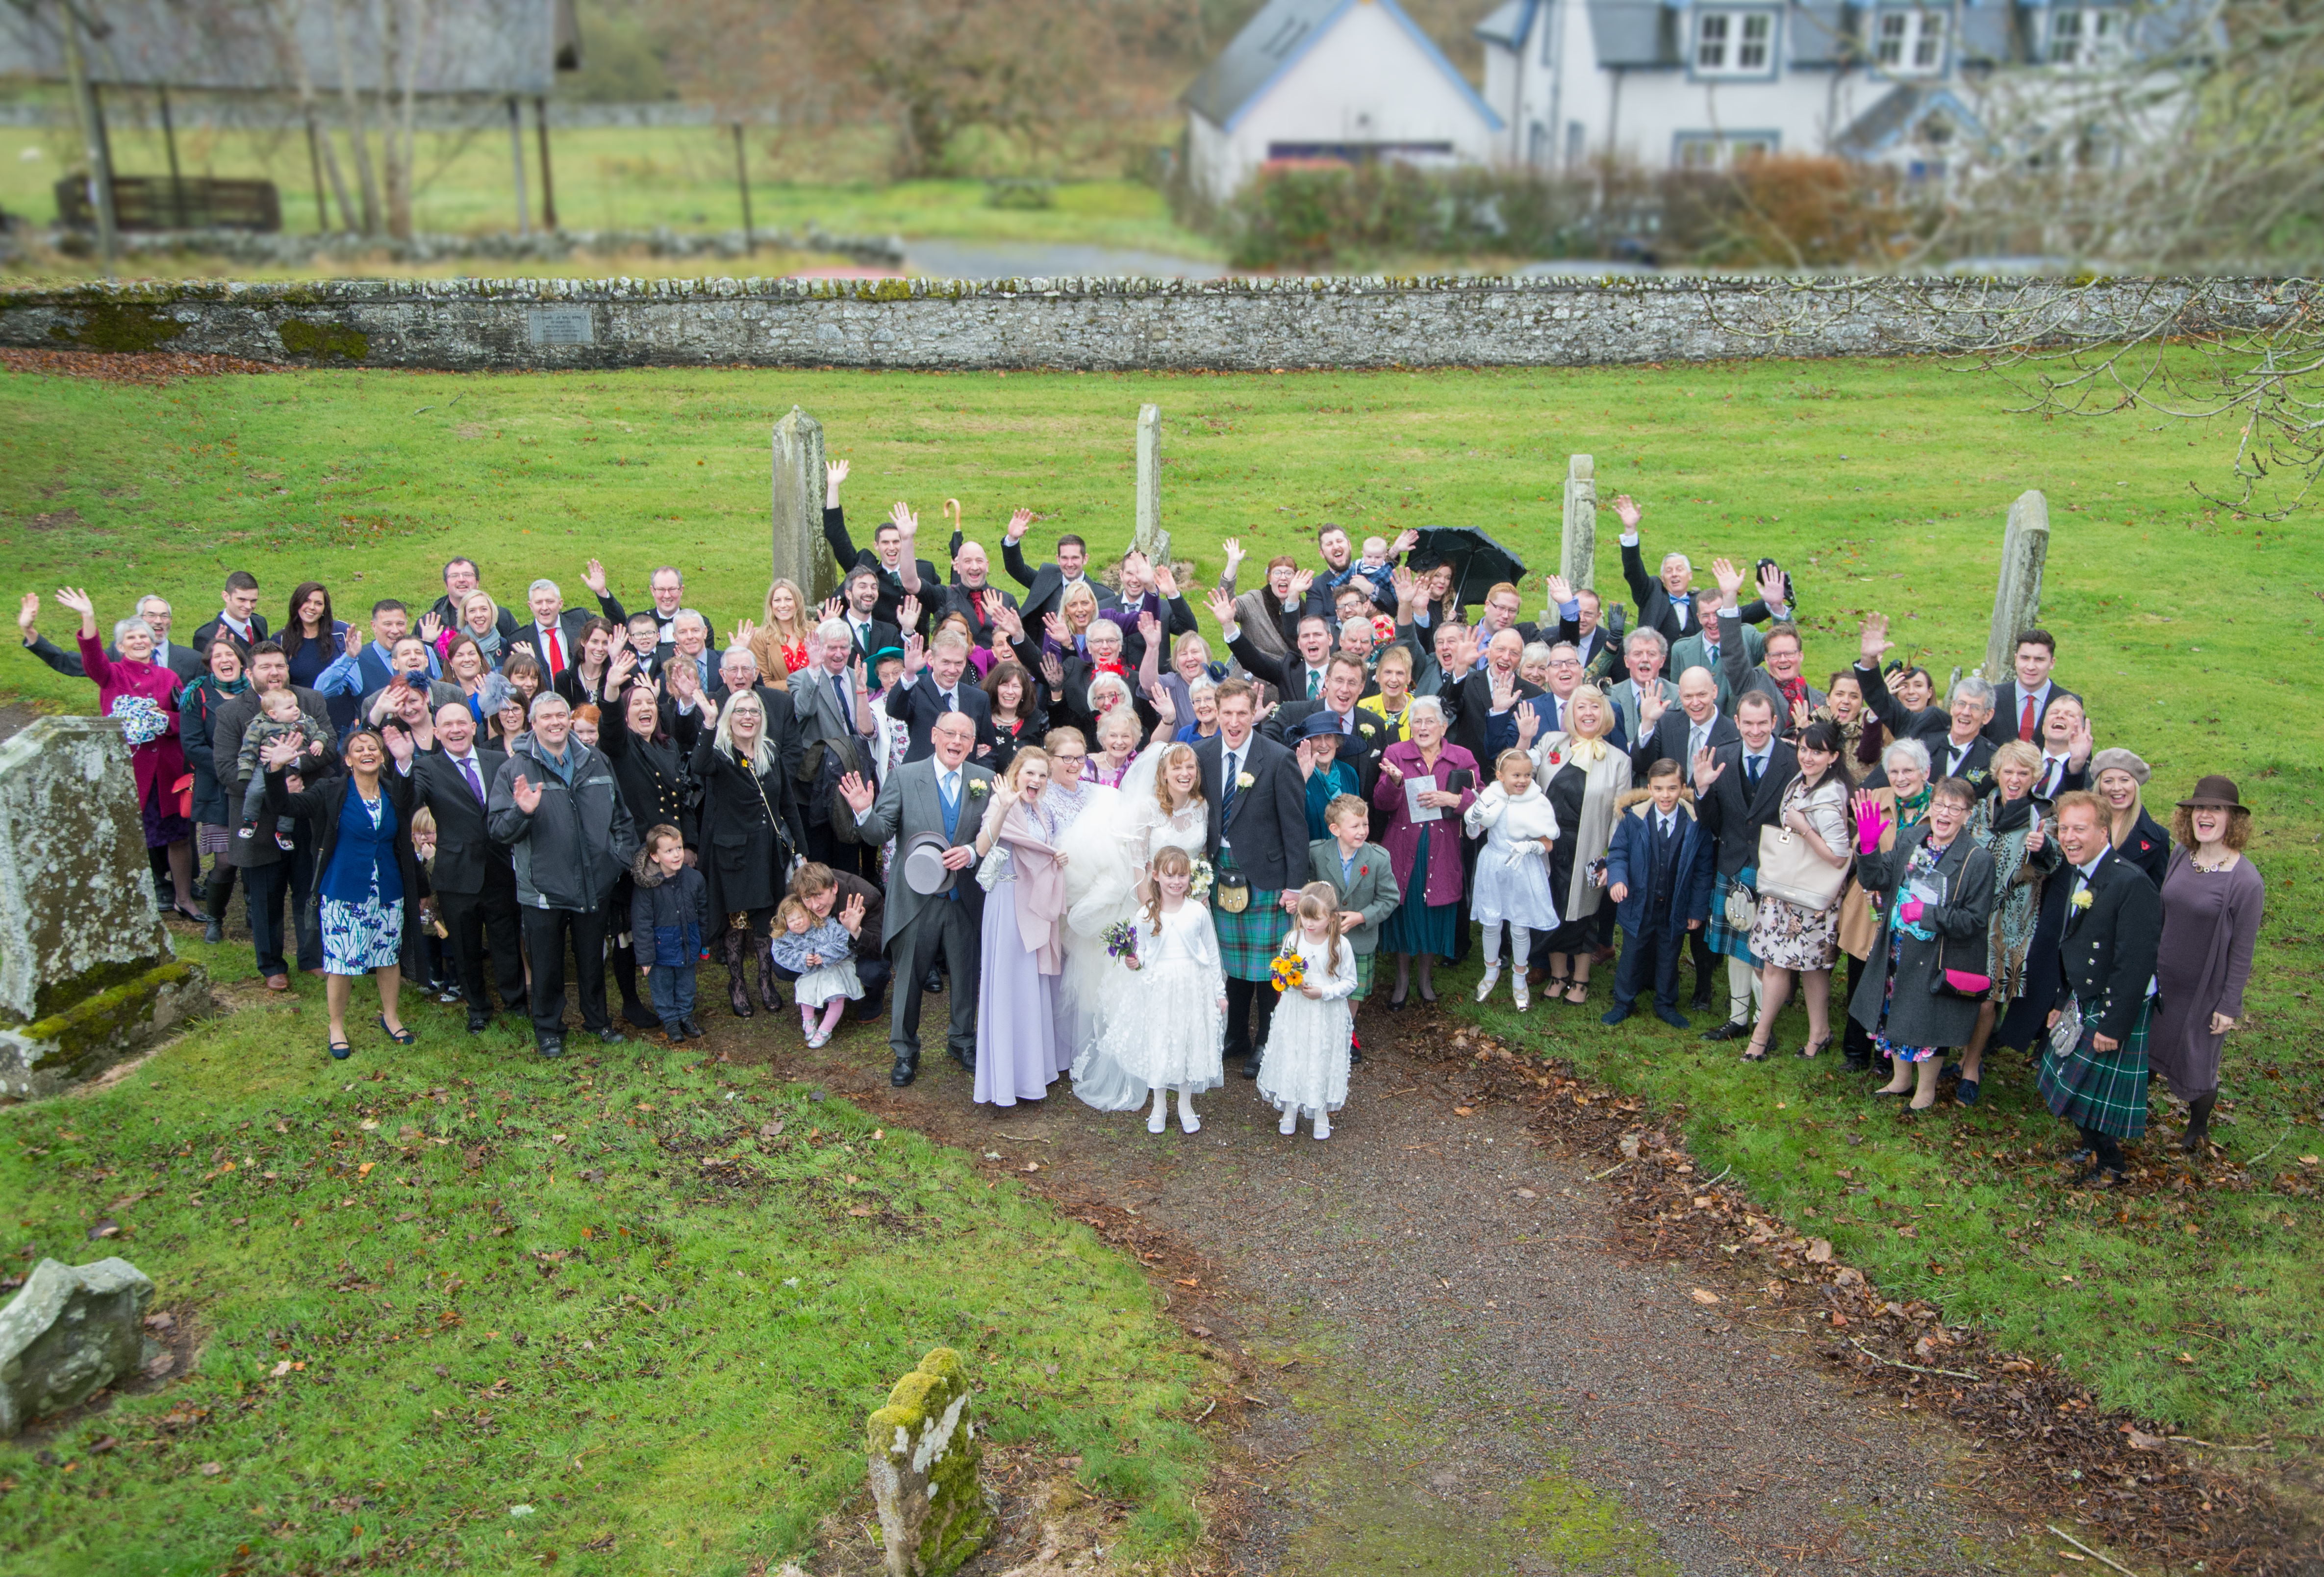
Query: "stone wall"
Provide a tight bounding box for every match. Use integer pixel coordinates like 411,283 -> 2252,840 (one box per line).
0,718 -> 205,1098
0,275 -> 2269,374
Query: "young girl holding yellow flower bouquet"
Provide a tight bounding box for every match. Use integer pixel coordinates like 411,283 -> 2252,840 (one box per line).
1257,882 -> 1361,1139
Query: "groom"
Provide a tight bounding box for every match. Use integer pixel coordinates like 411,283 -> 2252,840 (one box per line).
1195,679 -> 1311,1078
836,712 -> 994,1088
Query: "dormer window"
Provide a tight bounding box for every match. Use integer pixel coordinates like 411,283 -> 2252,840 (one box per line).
1874,7 -> 1947,75
2046,7 -> 2125,67
1694,9 -> 1777,75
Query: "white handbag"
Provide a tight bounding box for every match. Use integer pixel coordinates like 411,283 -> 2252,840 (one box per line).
1754,824 -> 1849,912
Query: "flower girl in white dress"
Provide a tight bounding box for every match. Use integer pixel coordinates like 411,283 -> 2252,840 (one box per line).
1089,845 -> 1228,1134
1257,883 -> 1361,1140
1464,748 -> 1563,1011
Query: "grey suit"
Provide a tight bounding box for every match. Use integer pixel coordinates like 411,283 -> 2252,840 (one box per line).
1307,838 -> 1402,957
1605,676 -> 1677,748
1668,623 -> 1765,713
853,756 -> 996,1067
1716,610 -> 1825,725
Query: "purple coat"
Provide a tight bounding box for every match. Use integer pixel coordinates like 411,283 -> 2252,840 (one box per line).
79,630 -> 185,810
1370,739 -> 1478,907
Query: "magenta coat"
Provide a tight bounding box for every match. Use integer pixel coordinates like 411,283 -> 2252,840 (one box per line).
1370,739 -> 1479,907
79,629 -> 186,810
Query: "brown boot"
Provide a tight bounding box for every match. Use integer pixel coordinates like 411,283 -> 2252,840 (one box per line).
723,931 -> 753,1017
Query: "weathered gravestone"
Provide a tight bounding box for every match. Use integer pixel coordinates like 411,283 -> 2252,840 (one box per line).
771,406 -> 841,604
0,716 -> 206,1097
0,1256 -> 154,1435
1561,453 -> 1597,591
865,1347 -> 995,1577
1983,488 -> 2050,680
1133,402 -> 1168,563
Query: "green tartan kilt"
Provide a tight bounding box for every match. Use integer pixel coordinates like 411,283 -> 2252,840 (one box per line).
2039,999 -> 2153,1141
1351,950 -> 1374,1001
1704,870 -> 1761,963
1213,849 -> 1292,981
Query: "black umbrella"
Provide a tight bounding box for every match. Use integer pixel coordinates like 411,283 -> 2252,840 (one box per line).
1410,527 -> 1528,610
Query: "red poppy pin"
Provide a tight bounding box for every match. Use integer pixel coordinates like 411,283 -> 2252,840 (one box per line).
1546,750 -> 1563,765
1359,865 -> 1369,877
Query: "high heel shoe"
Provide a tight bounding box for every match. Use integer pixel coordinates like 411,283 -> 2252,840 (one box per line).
1741,1026 -> 1773,1062
1795,1034 -> 1833,1060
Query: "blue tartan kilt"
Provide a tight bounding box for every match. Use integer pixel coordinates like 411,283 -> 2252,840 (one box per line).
1213,850 -> 1289,983
1704,870 -> 1761,964
2039,999 -> 2153,1141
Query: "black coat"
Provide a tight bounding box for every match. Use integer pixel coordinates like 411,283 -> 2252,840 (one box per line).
177,676 -> 248,827
1847,823 -> 1998,1047
1194,730 -> 1309,893
1980,680 -> 2084,748
1620,537 -> 1771,648
690,733 -> 809,925
943,582 -> 1020,650
705,681 -> 806,787
399,747 -> 515,897
1447,668 -> 1543,769
598,719 -> 698,849
2056,849 -> 2162,1044
264,767 -> 427,954
885,672 -> 997,763
823,506 -> 941,635
1001,537 -> 1119,625
1694,738 -> 1801,876
1628,707 -> 1740,778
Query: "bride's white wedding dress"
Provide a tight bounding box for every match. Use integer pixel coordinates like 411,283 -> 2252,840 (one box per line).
1060,743 -> 1210,1111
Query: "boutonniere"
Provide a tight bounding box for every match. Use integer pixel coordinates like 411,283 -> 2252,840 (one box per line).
1236,771 -> 1255,789
2071,888 -> 2094,911
967,780 -> 989,798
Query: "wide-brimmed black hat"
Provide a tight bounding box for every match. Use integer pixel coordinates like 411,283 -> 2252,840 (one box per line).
2175,774 -> 2247,811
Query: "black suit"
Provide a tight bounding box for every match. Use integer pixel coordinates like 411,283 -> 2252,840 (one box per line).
1227,628 -> 1334,706
1629,708 -> 1741,776
1448,668 -> 1543,768
1929,733 -> 1997,791
884,672 -> 996,763
1196,728 -> 1310,1066
1981,679 -> 2083,748
2057,851 -> 2161,1049
943,582 -> 1019,650
193,612 -> 270,659
823,507 -> 941,635
1694,739 -> 1801,878
505,608 -> 601,680
1619,538 -> 1771,647
402,747 -> 526,1016
834,616 -> 905,671
1001,536 -> 1120,625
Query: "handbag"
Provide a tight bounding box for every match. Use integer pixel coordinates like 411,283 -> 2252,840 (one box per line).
975,842 -> 1012,892
1755,821 -> 1848,912
1835,878 -> 1879,959
1214,864 -> 1251,914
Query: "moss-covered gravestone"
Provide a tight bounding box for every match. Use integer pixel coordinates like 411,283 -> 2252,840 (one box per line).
864,1348 -> 995,1577
0,717 -> 206,1097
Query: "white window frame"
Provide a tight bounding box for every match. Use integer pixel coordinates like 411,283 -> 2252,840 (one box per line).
1672,131 -> 1781,170
1872,6 -> 1948,76
1692,8 -> 1779,77
2046,6 -> 2126,68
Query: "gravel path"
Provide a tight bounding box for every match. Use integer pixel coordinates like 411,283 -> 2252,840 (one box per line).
748,994 -> 2035,1577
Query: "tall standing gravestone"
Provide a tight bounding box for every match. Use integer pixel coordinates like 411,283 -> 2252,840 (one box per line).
1133,402 -> 1169,563
771,406 -> 841,604
865,1347 -> 995,1577
0,717 -> 206,1098
1983,489 -> 2050,680
1562,454 -> 1597,591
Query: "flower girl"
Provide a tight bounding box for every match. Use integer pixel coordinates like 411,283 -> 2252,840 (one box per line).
1464,748 -> 1563,1011
1257,882 -> 1361,1140
1088,845 -> 1227,1134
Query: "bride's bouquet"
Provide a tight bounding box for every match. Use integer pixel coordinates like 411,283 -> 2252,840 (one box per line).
1187,858 -> 1215,904
1270,953 -> 1306,994
1102,919 -> 1138,965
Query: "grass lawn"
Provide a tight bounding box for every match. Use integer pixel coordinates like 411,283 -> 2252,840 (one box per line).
0,118 -> 1213,269
0,957 -> 1207,1576
0,352 -> 2318,1513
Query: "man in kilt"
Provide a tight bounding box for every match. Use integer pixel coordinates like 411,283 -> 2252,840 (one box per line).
1195,679 -> 1312,1078
1691,691 -> 1799,1043
2040,790 -> 2163,1189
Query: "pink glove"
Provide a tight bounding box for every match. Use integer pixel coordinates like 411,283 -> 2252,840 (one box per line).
1897,898 -> 1926,925
1854,799 -> 1887,854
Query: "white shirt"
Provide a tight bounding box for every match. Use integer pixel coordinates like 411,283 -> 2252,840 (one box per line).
1944,735 -> 1979,772
2036,751 -> 2074,796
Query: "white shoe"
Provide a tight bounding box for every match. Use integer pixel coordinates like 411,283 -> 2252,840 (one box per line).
1177,1095 -> 1201,1134
1147,1105 -> 1168,1134
1313,1114 -> 1332,1141
1512,978 -> 1530,1012
1278,1107 -> 1299,1136
1474,965 -> 1501,1002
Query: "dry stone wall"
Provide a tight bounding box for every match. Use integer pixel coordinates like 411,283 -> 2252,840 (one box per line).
0,275 -> 2239,373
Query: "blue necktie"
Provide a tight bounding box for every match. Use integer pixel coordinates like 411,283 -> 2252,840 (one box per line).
938,772 -> 962,899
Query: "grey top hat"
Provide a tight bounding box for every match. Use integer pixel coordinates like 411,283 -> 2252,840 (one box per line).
900,831 -> 957,895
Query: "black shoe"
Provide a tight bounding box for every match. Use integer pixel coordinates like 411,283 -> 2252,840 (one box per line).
2072,1163 -> 2126,1190
203,916 -> 225,945
466,1010 -> 491,1033
622,1001 -> 660,1032
1600,1004 -> 1634,1027
1689,993 -> 1715,1014
852,1000 -> 887,1023
502,997 -> 529,1019
1700,1020 -> 1749,1043
1239,1057 -> 1261,1080
1844,1050 -> 1873,1073
890,1057 -> 917,1088
1348,1045 -> 1363,1065
949,1044 -> 975,1071
595,1027 -> 626,1045
922,969 -> 945,995
537,1035 -> 565,1059
679,1016 -> 706,1039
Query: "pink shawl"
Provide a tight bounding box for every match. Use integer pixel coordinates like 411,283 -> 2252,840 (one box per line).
1001,801 -> 1067,973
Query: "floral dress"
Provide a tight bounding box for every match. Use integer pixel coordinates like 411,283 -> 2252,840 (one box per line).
1745,773 -> 1850,971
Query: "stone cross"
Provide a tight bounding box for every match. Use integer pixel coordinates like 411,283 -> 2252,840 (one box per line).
865,1348 -> 994,1577
1561,454 -> 1596,591
771,406 -> 840,604
1983,489 -> 2049,680
1133,403 -> 1169,563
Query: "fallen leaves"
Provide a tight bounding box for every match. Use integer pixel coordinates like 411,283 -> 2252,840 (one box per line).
1688,1288 -> 1722,1305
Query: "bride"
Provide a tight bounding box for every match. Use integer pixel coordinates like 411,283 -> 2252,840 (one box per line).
1059,738 -> 1210,1109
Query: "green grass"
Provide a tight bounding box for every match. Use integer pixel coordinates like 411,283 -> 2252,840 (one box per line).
0,353 -> 2318,1473
0,118 -> 1213,273
0,942 -> 1207,1576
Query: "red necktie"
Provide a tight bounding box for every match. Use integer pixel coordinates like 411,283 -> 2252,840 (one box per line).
2018,694 -> 2036,740
545,626 -> 564,676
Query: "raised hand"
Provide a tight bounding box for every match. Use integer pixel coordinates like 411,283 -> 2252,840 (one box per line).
836,771 -> 876,814
1757,562 -> 1787,609
1639,684 -> 1668,727
1544,573 -> 1575,608
666,656 -> 698,699
417,610 -> 443,644
1221,536 -> 1245,569
259,735 -> 303,770
1149,685 -> 1177,725
1042,610 -> 1069,646
1710,557 -> 1746,599
989,602 -> 1024,642
53,586 -> 95,622
2068,715 -> 2095,767
1294,737 -> 1315,778
1152,561 -> 1179,598
1791,698 -> 1812,731
1039,652 -> 1065,690
898,594 -> 922,631
1692,746 -> 1727,796
511,774 -> 542,814
1390,527 -> 1420,556
1137,610 -> 1162,642
1288,568 -> 1315,600
902,633 -> 925,677
1377,756 -> 1404,784
1455,626 -> 1482,674
1850,789 -> 1891,854
825,458 -> 851,498
16,590 -> 38,636
2024,812 -> 2046,855
732,617 -> 758,650
1390,565 -> 1418,612
1611,494 -> 1642,531
582,558 -> 609,597
820,595 -> 844,624
1004,506 -> 1035,543
840,891 -> 867,935
383,726 -> 417,769
1516,703 -> 1541,748
342,622 -> 366,659
888,501 -> 918,539
608,646 -> 638,685
1859,611 -> 1893,667
1204,586 -> 1238,626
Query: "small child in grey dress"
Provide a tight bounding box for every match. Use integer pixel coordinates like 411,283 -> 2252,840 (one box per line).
768,896 -> 861,1049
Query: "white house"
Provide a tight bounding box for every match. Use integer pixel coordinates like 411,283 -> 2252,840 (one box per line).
1472,0 -> 2173,177
1182,0 -> 1506,202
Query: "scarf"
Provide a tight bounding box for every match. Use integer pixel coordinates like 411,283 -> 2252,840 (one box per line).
1774,675 -> 1809,716
1987,791 -> 2035,835
1564,734 -> 1611,766
1092,658 -> 1125,677
1895,784 -> 1932,827
209,675 -> 250,701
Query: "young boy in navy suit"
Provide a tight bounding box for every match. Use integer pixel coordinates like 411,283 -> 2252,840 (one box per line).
1601,758 -> 1714,1029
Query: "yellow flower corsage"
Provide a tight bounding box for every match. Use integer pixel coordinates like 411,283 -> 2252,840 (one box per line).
2071,889 -> 2094,911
